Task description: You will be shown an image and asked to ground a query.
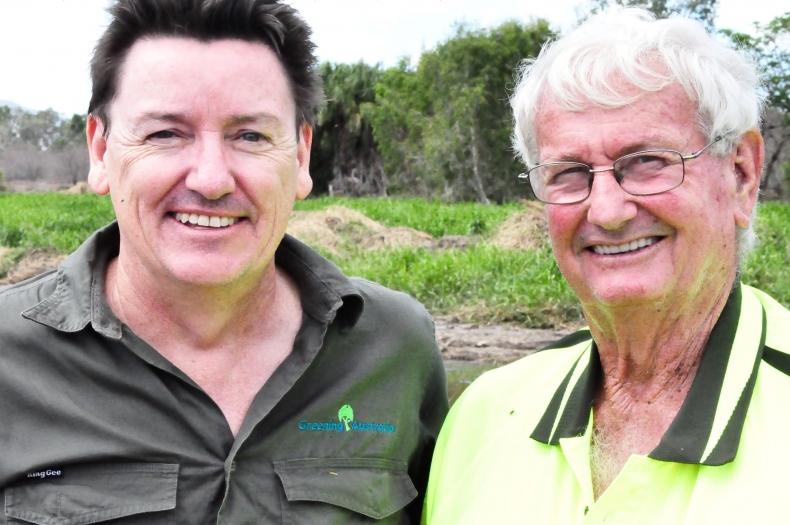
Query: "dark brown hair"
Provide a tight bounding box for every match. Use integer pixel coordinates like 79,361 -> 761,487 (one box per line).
88,0 -> 323,134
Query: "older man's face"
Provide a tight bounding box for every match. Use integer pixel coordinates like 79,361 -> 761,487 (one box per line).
88,38 -> 312,286
535,84 -> 751,309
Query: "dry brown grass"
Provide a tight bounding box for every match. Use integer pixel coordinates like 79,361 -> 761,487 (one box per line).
0,247 -> 66,285
490,201 -> 548,251
286,205 -> 436,254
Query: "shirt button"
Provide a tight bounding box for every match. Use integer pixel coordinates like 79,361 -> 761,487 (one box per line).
230,462 -> 237,472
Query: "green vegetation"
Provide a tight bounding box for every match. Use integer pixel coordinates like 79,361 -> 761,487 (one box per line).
741,202 -> 790,308
1,194 -> 788,327
294,196 -> 520,237
0,193 -> 115,252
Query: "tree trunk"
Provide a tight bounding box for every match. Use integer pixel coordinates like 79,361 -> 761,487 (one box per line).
469,126 -> 490,204
762,129 -> 789,193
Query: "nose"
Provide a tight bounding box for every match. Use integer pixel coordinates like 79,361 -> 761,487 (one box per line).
184,133 -> 236,200
584,170 -> 637,230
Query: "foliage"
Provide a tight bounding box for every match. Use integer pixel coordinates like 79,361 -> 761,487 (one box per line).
0,106 -> 89,186
740,202 -> 790,309
0,194 -> 115,252
310,62 -> 385,196
334,244 -> 581,327
366,20 -> 554,203
721,13 -> 790,195
295,196 -> 520,237
1,194 -> 788,327
583,0 -> 718,31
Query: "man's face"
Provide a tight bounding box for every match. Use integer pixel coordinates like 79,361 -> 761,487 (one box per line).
535,84 -> 757,310
88,37 -> 312,286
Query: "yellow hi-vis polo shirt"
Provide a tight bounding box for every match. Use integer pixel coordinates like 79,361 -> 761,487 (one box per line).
424,284 -> 790,525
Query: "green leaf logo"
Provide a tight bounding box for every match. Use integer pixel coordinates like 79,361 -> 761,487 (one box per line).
338,404 -> 354,431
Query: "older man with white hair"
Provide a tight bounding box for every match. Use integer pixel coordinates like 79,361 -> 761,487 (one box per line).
423,9 -> 790,525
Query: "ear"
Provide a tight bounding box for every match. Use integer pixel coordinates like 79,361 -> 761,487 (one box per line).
87,114 -> 110,195
295,123 -> 313,201
731,129 -> 764,229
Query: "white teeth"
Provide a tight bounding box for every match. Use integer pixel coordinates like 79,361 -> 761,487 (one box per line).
593,237 -> 656,255
174,213 -> 239,228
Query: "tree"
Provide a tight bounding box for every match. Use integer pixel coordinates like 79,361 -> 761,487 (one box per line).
582,0 -> 719,32
338,404 -> 354,431
310,62 -> 385,196
367,20 -> 554,203
721,13 -> 790,197
0,107 -> 89,188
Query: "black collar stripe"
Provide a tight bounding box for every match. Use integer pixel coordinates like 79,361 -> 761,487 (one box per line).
697,292 -> 765,464
531,351 -> 588,444
532,284 -> 767,466
762,346 -> 790,376
703,305 -> 766,465
549,345 -> 601,444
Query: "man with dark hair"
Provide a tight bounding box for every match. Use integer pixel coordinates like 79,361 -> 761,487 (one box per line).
0,1 -> 447,523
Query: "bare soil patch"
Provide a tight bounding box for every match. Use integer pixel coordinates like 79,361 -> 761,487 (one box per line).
0,247 -> 66,285
435,317 -> 573,365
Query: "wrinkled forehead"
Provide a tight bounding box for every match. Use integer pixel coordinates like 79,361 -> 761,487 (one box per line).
533,84 -> 701,158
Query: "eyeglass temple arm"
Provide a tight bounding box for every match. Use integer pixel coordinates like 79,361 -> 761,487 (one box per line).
682,136 -> 723,160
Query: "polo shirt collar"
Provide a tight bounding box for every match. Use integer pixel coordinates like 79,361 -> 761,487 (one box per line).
531,284 -> 767,466
22,222 -> 365,337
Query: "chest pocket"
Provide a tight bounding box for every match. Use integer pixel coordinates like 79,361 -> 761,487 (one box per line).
4,463 -> 178,525
274,458 -> 417,525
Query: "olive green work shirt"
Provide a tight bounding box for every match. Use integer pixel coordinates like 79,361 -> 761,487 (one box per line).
0,222 -> 448,525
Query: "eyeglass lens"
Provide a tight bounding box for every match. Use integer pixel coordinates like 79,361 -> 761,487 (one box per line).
530,150 -> 685,204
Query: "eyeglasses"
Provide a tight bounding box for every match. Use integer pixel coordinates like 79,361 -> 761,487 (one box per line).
519,137 -> 723,205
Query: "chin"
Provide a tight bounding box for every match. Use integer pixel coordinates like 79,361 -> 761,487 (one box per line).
578,276 -> 669,308
161,255 -> 261,288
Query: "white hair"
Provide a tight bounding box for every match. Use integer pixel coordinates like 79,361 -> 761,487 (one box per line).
511,8 -> 764,260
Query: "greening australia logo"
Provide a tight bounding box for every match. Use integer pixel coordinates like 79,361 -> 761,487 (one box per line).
299,404 -> 395,434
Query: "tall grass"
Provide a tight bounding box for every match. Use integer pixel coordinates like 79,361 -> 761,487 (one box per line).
0,194 -> 115,252
741,202 -> 790,308
0,193 -> 787,326
295,196 -> 520,237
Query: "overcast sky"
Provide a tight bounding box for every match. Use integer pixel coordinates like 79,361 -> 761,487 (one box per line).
0,0 -> 786,116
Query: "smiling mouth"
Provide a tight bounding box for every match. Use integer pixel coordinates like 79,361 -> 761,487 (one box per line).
173,212 -> 241,228
589,236 -> 663,255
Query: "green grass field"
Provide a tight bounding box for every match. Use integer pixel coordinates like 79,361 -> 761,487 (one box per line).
1,193 -> 787,327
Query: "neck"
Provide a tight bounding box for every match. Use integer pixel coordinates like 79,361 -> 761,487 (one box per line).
587,275 -> 736,499
105,248 -> 282,350
586,277 -> 734,393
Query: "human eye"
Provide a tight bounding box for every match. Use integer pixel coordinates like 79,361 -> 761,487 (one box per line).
146,130 -> 179,141
235,131 -> 270,143
546,164 -> 589,185
621,152 -> 677,171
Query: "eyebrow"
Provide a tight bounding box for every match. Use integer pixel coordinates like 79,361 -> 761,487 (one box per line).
547,134 -> 675,164
132,112 -> 285,131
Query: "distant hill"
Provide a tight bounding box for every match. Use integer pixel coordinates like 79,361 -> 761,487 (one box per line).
0,100 -> 36,112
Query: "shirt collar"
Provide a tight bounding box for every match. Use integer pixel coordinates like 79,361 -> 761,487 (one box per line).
531,284 -> 767,466
22,222 -> 365,337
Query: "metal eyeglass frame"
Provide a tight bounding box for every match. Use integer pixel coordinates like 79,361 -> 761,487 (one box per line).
519,136 -> 724,205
